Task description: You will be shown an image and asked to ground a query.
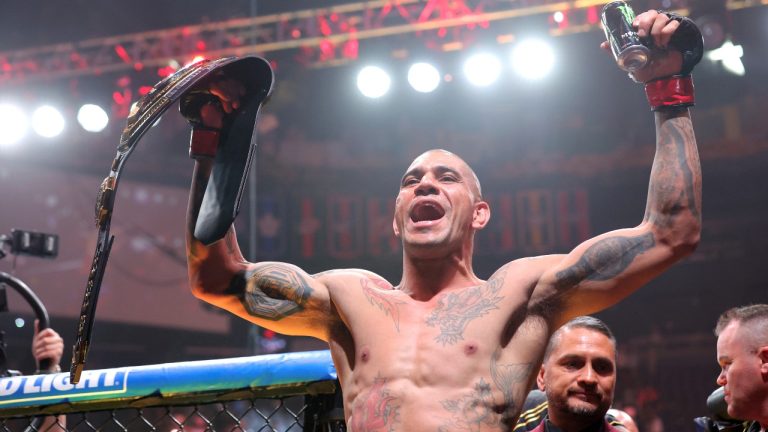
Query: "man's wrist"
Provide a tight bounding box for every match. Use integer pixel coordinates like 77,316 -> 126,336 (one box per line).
645,75 -> 695,112
35,364 -> 62,374
189,126 -> 221,159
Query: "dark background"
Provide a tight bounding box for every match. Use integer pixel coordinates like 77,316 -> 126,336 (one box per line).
1,1 -> 766,429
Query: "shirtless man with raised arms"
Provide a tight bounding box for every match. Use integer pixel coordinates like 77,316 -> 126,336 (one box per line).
184,10 -> 702,431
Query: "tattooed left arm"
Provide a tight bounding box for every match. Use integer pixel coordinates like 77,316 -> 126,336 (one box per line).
530,109 -> 701,323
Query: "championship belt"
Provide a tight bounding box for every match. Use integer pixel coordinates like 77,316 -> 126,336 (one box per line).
71,56 -> 274,383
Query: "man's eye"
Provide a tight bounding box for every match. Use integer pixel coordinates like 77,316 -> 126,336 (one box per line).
440,175 -> 457,182
564,360 -> 582,370
403,178 -> 418,186
594,362 -> 614,375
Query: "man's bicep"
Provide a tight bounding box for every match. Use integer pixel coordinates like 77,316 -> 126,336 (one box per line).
239,262 -> 330,318
199,261 -> 333,339
537,225 -> 676,318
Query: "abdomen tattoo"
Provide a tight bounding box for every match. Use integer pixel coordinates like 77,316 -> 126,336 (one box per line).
350,376 -> 401,432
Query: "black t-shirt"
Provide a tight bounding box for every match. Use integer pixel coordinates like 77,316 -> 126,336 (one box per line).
514,390 -> 629,432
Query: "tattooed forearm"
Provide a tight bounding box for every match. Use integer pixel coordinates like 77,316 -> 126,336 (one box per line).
644,111 -> 702,228
362,279 -> 406,331
234,263 -> 313,320
555,233 -> 655,289
426,266 -> 508,345
188,164 -> 211,224
224,227 -> 238,256
186,163 -> 212,259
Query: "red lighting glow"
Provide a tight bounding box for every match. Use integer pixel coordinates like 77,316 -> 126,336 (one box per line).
587,6 -> 599,25
157,66 -> 176,78
114,45 -> 131,64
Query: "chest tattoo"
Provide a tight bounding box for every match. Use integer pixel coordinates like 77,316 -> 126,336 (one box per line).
426,267 -> 508,345
361,279 -> 407,332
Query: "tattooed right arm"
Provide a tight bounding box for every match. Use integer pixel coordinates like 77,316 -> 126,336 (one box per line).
185,160 -> 332,340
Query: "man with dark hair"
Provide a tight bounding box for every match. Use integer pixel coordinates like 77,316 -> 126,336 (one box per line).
185,10 -> 703,431
515,317 -> 638,432
714,304 -> 768,430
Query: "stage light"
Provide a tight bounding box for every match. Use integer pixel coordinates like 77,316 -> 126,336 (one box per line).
407,62 -> 441,93
691,0 -> 729,50
707,40 -> 745,76
698,16 -> 726,50
32,105 -> 65,138
512,39 -> 555,81
77,104 -> 109,132
463,53 -> 501,87
357,65 -> 391,98
553,11 -> 565,24
0,104 -> 29,147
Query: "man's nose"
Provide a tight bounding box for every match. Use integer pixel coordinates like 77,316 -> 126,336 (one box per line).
578,367 -> 598,386
716,370 -> 727,387
415,176 -> 438,196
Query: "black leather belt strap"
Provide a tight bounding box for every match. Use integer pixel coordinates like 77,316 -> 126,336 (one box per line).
71,56 -> 273,383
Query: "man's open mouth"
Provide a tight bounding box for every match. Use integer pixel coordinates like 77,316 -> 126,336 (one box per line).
410,201 -> 446,223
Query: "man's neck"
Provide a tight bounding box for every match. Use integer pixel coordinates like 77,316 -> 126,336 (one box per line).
399,251 -> 480,300
545,414 -> 605,432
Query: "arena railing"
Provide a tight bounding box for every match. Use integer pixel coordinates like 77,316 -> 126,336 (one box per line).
0,350 -> 345,431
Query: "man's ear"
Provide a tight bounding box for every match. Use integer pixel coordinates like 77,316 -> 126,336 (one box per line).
472,201 -> 490,230
393,217 -> 401,238
537,366 -> 546,391
758,346 -> 768,378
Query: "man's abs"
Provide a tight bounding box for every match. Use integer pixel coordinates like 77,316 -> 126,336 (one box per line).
330,314 -> 550,431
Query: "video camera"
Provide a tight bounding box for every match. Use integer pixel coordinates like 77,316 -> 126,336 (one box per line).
0,229 -> 58,260
0,229 -> 59,377
0,229 -> 59,313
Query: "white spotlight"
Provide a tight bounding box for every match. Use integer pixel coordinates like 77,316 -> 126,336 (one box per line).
357,66 -> 391,99
512,39 -> 555,80
463,53 -> 502,87
407,62 -> 441,93
77,104 -> 109,132
553,11 -> 565,23
0,104 -> 28,147
32,105 -> 65,138
707,40 -> 745,76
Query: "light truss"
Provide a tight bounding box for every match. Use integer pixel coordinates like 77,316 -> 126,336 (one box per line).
0,0 -> 763,85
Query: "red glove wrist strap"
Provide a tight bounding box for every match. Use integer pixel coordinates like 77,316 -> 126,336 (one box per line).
645,75 -> 695,111
189,127 -> 220,159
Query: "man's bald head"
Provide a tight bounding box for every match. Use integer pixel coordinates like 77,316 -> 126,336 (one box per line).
407,149 -> 483,201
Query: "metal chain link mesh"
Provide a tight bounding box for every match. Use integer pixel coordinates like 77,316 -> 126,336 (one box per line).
0,395 -> 330,432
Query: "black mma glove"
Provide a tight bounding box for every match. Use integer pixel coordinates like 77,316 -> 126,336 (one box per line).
180,77 -> 228,159
659,11 -> 705,76
643,11 -> 704,111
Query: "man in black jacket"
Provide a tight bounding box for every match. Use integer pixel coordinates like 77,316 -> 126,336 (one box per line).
514,317 -> 638,432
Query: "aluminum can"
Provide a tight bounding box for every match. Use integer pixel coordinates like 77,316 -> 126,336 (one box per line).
601,1 -> 650,72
